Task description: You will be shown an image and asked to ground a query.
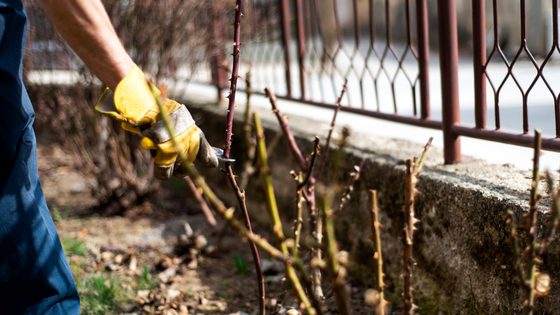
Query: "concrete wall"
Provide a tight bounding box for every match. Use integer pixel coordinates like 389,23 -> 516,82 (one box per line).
181,96 -> 560,314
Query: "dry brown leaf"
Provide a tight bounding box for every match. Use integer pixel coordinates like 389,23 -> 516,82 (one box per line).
179,304 -> 188,315
535,273 -> 551,297
158,267 -> 177,283
78,227 -> 87,238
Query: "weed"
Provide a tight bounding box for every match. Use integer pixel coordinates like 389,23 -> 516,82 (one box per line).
79,275 -> 120,315
137,265 -> 157,290
233,253 -> 248,276
62,236 -> 87,257
51,205 -> 71,222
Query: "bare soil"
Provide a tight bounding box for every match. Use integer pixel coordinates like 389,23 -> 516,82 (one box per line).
38,141 -> 374,314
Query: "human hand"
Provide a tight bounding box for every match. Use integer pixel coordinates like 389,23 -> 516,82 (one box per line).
95,65 -> 218,179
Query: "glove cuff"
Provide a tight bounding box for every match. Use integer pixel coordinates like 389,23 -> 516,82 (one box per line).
95,64 -> 160,125
141,105 -> 196,144
114,65 -> 158,124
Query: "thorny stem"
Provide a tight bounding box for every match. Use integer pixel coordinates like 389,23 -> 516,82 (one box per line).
297,137 -> 320,191
153,86 -> 324,315
540,173 -> 560,254
310,82 -> 347,300
254,111 -> 316,315
220,2 -> 266,313
294,184 -> 304,249
313,209 -> 324,300
523,129 -> 542,315
288,239 -> 325,315
369,190 -> 386,315
223,0 -> 243,158
223,164 -> 265,313
321,194 -> 351,315
415,137 -> 433,175
334,159 -> 365,212
506,130 -> 557,313
402,138 -> 432,314
293,137 -> 319,253
315,80 -> 348,182
264,87 -> 308,171
150,84 -> 287,262
264,87 -> 324,300
402,161 -> 416,315
150,83 -> 266,315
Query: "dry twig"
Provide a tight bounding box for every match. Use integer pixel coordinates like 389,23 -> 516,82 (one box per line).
184,177 -> 216,227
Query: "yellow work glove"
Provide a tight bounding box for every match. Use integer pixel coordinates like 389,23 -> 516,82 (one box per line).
95,64 -> 218,180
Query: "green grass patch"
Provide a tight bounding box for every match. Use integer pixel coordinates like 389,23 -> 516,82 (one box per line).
79,275 -> 121,315
51,205 -> 71,222
137,265 -> 157,290
233,253 -> 248,276
62,236 -> 88,257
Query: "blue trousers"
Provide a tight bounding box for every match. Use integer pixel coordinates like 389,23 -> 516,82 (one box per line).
0,1 -> 80,313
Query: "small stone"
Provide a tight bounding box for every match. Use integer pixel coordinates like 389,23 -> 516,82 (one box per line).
70,182 -> 87,193
194,235 -> 207,250
266,298 -> 277,308
100,251 -> 114,262
129,255 -> 137,271
178,234 -> 191,248
114,254 -> 123,265
137,290 -> 150,299
199,296 -> 208,305
179,305 -> 189,315
204,245 -> 219,257
187,258 -> 198,270
183,222 -> 194,238
261,260 -> 284,275
501,265 -> 507,269
286,310 -> 301,315
166,288 -> 182,304
164,309 -> 179,315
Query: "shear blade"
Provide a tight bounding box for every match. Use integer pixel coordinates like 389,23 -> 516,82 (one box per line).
212,147 -> 235,163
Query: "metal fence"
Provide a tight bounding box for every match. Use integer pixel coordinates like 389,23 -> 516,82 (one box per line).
196,0 -> 560,164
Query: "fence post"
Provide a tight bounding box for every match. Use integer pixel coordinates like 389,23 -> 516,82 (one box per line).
416,0 -> 430,119
472,0 -> 487,129
294,0 -> 306,99
437,0 -> 461,163
278,0 -> 293,97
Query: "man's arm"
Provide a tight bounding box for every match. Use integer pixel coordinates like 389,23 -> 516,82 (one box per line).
41,0 -> 134,91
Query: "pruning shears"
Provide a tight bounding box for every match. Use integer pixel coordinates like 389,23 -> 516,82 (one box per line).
212,147 -> 235,163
